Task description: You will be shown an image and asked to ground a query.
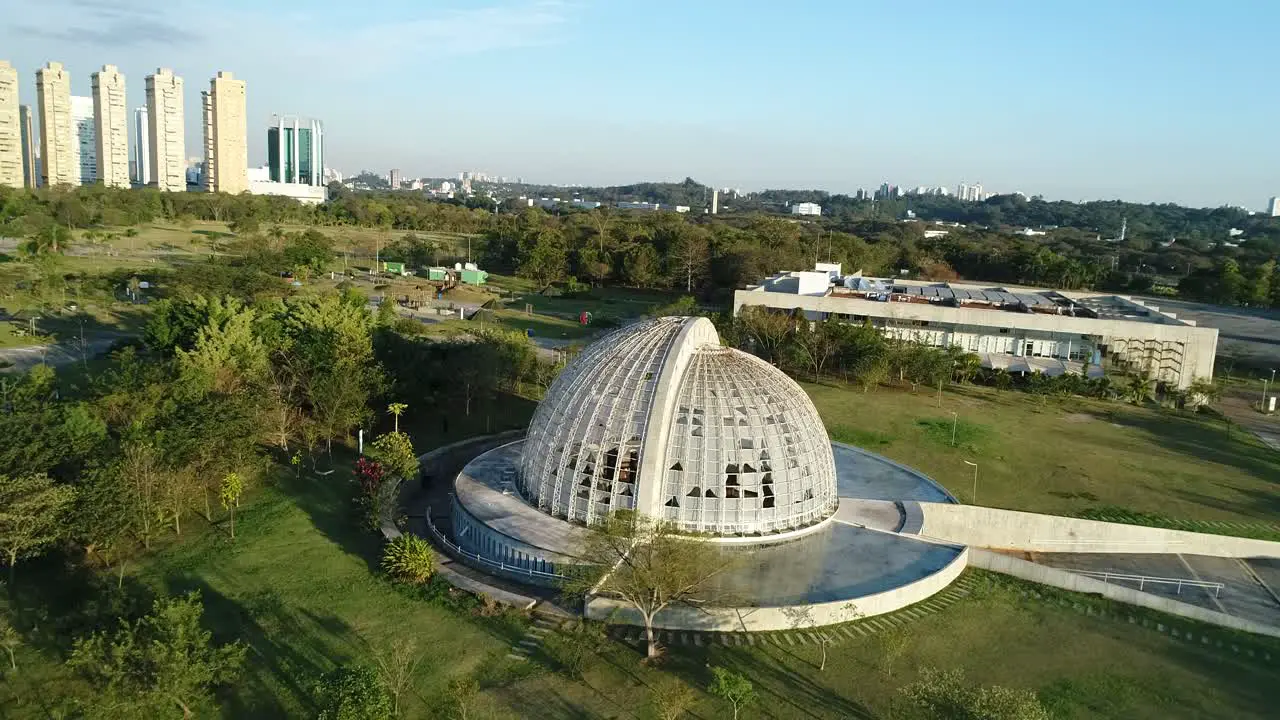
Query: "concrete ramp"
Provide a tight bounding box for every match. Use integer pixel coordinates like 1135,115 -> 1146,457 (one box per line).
833,498 -> 904,532
909,502 -> 1280,559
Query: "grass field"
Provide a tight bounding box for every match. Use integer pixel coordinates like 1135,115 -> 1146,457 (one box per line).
808,382 -> 1280,526
3,384 -> 1279,717
6,464 -> 1276,719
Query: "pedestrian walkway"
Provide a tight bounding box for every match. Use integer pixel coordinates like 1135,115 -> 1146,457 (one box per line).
507,613 -> 571,662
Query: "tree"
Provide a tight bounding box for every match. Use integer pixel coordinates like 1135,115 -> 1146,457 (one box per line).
219,472 -> 245,540
314,665 -> 393,720
780,603 -> 858,671
0,474 -> 76,581
120,442 -> 163,549
387,402 -> 408,433
20,223 -> 71,256
516,223 -> 567,289
371,637 -> 425,719
369,432 -> 419,481
736,306 -> 793,365
382,533 -> 435,583
68,592 -> 246,719
878,625 -> 911,678
562,510 -> 733,660
646,675 -> 697,720
709,666 -> 756,720
624,244 -> 660,287
75,465 -> 138,589
446,676 -> 480,720
900,667 -> 1050,720
228,215 -> 260,235
789,318 -> 843,381
665,227 -> 709,292
0,614 -> 20,672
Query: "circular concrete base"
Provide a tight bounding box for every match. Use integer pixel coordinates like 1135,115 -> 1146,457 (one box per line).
446,440 -> 967,630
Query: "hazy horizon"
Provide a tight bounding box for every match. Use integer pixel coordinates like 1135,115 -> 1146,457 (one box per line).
2,0 -> 1278,210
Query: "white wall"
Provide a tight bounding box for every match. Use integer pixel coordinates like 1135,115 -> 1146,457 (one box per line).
913,502 -> 1280,558
732,290 -> 1218,388
585,546 -> 968,632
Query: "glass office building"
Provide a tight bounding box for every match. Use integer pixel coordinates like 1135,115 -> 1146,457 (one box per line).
267,115 -> 323,185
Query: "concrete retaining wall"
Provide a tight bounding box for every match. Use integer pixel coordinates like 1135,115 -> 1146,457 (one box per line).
969,549 -> 1280,639
914,502 -> 1280,558
585,546 -> 969,632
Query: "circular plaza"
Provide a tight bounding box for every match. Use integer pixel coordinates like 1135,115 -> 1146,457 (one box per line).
439,316 -> 968,631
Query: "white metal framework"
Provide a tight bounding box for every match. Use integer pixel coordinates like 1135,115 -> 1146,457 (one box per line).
520,317 -> 684,524
659,347 -> 837,535
519,316 -> 838,537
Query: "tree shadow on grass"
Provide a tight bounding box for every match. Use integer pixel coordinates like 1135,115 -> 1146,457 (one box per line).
162,576 -> 361,719
714,646 -> 878,720
272,455 -> 387,578
1117,412 -> 1280,499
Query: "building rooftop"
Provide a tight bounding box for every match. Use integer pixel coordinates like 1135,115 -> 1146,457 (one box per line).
745,267 -> 1198,328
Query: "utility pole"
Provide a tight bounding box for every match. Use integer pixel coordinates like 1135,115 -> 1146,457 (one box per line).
950,411 -> 958,446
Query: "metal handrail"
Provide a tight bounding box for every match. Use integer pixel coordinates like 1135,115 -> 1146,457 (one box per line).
1075,570 -> 1224,597
423,507 -> 567,581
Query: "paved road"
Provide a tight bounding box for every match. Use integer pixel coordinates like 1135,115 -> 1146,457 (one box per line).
0,334 -> 126,373
1140,296 -> 1280,366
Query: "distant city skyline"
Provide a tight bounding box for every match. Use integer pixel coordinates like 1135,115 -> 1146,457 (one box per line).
0,0 -> 1278,209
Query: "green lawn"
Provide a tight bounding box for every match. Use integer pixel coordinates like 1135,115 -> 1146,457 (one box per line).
6,478 -> 1276,719
4,383 -> 1277,718
806,382 -> 1280,525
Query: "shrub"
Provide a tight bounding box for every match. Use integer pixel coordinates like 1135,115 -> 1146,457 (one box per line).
382,534 -> 435,584
314,665 -> 392,720
369,432 -> 419,481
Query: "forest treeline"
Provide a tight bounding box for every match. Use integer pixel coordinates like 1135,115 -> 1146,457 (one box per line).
2,183 -> 1278,308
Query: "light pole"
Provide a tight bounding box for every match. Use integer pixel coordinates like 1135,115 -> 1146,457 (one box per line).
963,460 -> 978,503
1264,369 -> 1276,412
950,411 -> 958,447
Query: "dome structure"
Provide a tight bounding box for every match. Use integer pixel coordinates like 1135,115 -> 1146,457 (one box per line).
520,316 -> 838,538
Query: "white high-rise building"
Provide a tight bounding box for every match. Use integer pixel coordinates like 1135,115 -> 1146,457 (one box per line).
37,61 -> 76,187
19,104 -> 36,188
133,106 -> 149,185
91,65 -> 129,188
145,68 -> 185,192
1268,196 -> 1280,217
957,182 -> 985,202
0,60 -> 21,189
71,95 -> 96,185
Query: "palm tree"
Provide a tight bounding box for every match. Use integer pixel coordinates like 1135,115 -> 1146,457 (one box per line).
1125,372 -> 1155,406
387,403 -> 408,433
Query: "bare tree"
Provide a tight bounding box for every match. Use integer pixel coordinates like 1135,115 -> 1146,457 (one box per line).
736,306 -> 793,365
371,637 -> 425,718
562,510 -> 734,661
780,602 -> 859,671
789,318 -> 843,381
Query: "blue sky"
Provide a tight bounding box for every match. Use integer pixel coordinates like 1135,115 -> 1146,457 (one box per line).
2,0 -> 1278,207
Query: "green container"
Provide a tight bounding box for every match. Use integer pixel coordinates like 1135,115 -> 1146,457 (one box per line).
460,269 -> 488,285
427,267 -> 448,281
382,261 -> 406,275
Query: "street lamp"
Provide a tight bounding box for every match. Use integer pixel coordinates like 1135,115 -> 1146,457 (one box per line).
963,460 -> 978,504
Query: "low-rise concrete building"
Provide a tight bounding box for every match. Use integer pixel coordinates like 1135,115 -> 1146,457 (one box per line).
734,265 -> 1218,389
